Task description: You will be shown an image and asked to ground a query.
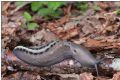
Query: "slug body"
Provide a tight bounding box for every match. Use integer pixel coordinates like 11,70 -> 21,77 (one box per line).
13,40 -> 73,67
13,40 -> 99,75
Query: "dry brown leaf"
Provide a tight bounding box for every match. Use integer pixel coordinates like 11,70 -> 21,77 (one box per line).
57,15 -> 69,26
5,49 -> 18,61
60,27 -> 80,40
63,5 -> 72,15
85,39 -> 104,47
2,2 -> 11,12
30,29 -> 58,44
112,72 -> 120,80
2,27 -> 16,36
85,39 -> 120,49
47,22 -> 80,40
1,65 -> 7,74
79,72 -> 94,80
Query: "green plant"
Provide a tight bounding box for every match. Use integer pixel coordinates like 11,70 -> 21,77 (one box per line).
23,12 -> 32,21
93,5 -> 101,11
31,2 -> 43,12
26,22 -> 39,30
30,1 -> 66,19
117,9 -> 120,15
16,1 -> 66,19
76,2 -> 88,12
23,11 -> 39,30
15,1 -> 67,30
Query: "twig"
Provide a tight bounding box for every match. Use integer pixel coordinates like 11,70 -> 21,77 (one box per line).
10,2 -> 31,15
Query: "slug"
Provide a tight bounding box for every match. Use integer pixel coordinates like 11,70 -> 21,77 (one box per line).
13,40 -> 100,75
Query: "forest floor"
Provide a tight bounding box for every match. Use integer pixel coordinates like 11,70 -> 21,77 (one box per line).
1,1 -> 120,80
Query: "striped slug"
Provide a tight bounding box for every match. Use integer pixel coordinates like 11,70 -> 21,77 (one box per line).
13,40 -> 100,75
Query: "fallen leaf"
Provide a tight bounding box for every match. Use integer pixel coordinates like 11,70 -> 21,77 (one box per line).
57,15 -> 69,26
2,2 -> 11,12
5,49 -> 18,61
79,72 -> 94,80
112,72 -> 120,80
47,22 -> 80,40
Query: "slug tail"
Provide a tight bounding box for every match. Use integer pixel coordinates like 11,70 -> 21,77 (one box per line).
96,58 -> 106,65
94,58 -> 106,76
95,64 -> 99,76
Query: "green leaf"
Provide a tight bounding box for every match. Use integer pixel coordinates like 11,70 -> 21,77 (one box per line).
32,2 -> 66,19
76,2 -> 88,12
31,2 -> 43,12
48,2 -> 65,10
37,8 -> 52,16
15,1 -> 25,7
50,9 -> 61,18
93,5 -> 101,11
117,9 -> 120,15
27,23 -> 39,30
38,8 -> 61,18
23,12 -> 32,21
79,4 -> 88,11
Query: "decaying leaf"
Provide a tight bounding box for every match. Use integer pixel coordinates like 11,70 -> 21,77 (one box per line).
79,72 -> 94,80
112,72 -> 120,80
47,22 -> 80,40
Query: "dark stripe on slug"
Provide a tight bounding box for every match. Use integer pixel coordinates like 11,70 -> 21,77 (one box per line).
29,52 -> 33,54
40,52 -> 43,54
32,52 -> 37,55
26,51 -> 29,54
29,40 -> 58,50
18,48 -> 21,51
44,40 -> 58,52
14,40 -> 59,55
21,48 -> 24,51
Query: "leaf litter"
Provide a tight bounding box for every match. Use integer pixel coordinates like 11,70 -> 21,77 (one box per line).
1,1 -> 120,80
